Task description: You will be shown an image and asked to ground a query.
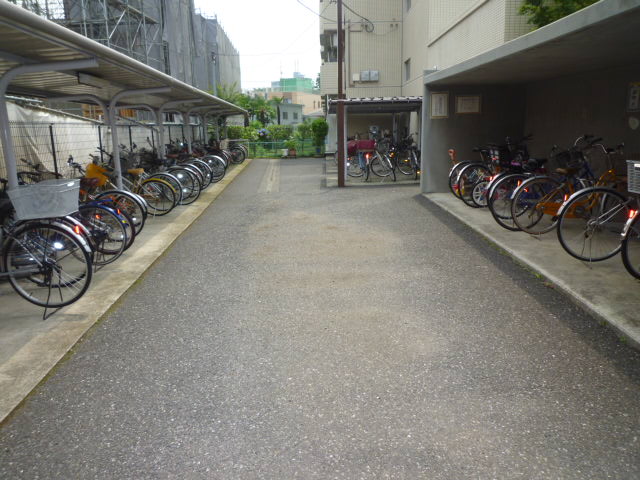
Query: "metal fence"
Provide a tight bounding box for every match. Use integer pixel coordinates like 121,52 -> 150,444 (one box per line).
0,122 -> 207,180
246,140 -> 323,158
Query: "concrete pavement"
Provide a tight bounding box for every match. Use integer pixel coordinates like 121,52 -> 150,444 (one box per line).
0,160 -> 251,423
1,157 -> 639,479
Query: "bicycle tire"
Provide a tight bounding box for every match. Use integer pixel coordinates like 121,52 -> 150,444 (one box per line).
621,212 -> 640,279
75,204 -> 129,262
137,178 -> 177,215
169,167 -> 201,205
487,173 -> 528,231
396,150 -> 414,175
556,187 -> 629,262
3,222 -> 93,308
511,176 -> 567,235
448,161 -> 471,198
456,163 -> 491,208
94,190 -> 146,236
346,156 -> 364,177
369,152 -> 393,178
148,172 -> 184,205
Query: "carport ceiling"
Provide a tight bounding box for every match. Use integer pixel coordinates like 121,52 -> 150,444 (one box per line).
425,0 -> 640,87
328,97 -> 422,114
0,2 -> 245,115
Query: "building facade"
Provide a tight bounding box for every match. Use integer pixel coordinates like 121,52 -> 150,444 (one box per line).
319,0 -> 532,145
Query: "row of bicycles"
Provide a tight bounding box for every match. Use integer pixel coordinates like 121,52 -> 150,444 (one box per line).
334,133 -> 421,181
448,134 -> 640,280
0,140 -> 248,317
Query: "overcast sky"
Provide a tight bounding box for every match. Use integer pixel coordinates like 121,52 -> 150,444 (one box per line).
193,0 -> 322,91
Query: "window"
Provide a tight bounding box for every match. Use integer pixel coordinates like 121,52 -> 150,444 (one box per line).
404,58 -> 411,83
282,111 -> 288,120
293,112 -> 299,120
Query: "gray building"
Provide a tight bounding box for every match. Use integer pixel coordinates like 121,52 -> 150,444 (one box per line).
8,0 -> 241,97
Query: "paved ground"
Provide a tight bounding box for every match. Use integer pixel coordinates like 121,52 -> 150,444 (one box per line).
1,158 -> 639,479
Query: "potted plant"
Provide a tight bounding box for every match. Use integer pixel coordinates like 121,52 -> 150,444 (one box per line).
284,138 -> 298,157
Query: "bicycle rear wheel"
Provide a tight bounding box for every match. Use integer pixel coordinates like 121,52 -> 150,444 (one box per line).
511,176 -> 567,235
396,150 -> 414,175
488,173 -> 528,231
621,212 -> 640,279
456,163 -> 490,208
556,187 -> 629,261
3,222 -> 93,308
137,179 -> 177,215
448,161 -> 471,198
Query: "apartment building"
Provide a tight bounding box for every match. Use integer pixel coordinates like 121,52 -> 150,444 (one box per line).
319,0 -> 531,145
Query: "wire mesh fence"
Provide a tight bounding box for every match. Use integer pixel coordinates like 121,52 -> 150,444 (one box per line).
245,140 -> 322,158
0,122 -> 208,181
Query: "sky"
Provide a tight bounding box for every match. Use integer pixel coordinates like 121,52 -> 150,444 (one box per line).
193,0 -> 322,91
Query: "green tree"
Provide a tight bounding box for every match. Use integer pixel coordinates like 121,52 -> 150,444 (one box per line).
311,118 -> 329,148
268,125 -> 294,141
519,0 -> 598,29
295,119 -> 313,141
215,82 -> 243,104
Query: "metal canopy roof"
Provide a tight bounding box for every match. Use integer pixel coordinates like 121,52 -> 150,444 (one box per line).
328,96 -> 422,114
0,2 -> 246,116
424,0 -> 640,87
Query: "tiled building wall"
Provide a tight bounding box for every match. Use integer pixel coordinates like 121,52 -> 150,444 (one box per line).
426,0 -> 506,71
504,0 -> 533,41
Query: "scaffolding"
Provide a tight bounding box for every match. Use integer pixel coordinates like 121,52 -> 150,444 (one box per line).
8,0 -> 166,73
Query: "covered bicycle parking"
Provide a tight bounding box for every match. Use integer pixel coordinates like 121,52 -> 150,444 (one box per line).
418,0 -> 640,347
327,96 -> 422,184
0,2 -> 248,422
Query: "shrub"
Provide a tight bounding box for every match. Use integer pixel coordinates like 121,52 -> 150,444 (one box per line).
268,124 -> 294,141
311,118 -> 329,147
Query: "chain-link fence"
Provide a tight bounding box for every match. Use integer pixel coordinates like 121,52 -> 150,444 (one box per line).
0,122 -> 207,180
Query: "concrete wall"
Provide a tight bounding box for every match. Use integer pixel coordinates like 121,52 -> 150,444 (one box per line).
421,84 -> 526,193
524,63 -> 640,160
402,0 -> 430,97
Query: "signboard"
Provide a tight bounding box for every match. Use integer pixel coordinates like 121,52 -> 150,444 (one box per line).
456,95 -> 482,114
430,92 -> 448,118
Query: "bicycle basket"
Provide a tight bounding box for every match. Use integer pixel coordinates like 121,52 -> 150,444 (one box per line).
627,160 -> 640,194
7,178 -> 80,220
550,148 -> 584,170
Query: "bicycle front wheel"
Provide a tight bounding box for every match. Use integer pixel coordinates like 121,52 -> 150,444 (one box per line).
3,222 -> 93,308
557,187 -> 629,261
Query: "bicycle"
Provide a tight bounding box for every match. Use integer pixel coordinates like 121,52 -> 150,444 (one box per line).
553,143 -> 629,262
509,135 -> 607,235
1,177 -> 93,313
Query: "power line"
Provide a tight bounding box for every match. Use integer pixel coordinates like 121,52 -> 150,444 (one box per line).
296,0 -> 333,22
343,1 -> 374,32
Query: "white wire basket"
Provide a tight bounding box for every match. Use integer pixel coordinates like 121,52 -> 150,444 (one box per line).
8,178 -> 80,220
627,160 -> 640,194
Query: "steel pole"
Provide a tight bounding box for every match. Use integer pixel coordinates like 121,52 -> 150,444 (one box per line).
337,0 -> 346,187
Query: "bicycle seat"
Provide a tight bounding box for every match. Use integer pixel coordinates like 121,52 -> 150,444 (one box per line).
80,177 -> 99,191
127,168 -> 145,177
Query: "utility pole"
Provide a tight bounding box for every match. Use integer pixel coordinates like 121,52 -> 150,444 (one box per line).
337,0 -> 346,187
